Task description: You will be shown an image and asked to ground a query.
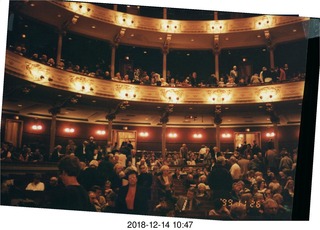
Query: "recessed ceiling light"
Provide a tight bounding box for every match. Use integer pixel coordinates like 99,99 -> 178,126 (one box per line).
57,94 -> 62,97
293,29 -> 297,32
191,39 -> 194,42
143,51 -> 147,54
91,25 -> 96,29
225,37 -> 229,41
189,107 -> 193,110
30,3 -> 35,7
68,37 -> 72,40
24,25 -> 28,28
257,35 -> 261,38
225,107 -> 229,110
18,104 -> 22,107
186,53 -> 190,56
57,14 -> 61,18
130,34 -> 135,37
92,100 -> 96,103
159,37 -> 163,40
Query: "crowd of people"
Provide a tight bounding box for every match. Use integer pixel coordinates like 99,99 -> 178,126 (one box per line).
1,137 -> 297,220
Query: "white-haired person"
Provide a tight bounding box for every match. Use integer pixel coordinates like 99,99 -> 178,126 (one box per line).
156,165 -> 173,200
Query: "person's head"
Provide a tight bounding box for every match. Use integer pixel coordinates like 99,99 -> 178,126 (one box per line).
160,165 -> 170,176
88,191 -> 97,204
106,192 -> 117,206
58,155 -> 81,177
89,160 -> 99,168
49,176 -> 58,187
198,174 -> 207,183
90,185 -> 102,197
230,202 -> 247,220
216,156 -> 226,166
58,155 -> 81,184
197,183 -> 206,193
263,198 -> 279,216
139,164 -> 148,174
272,193 -> 283,205
114,163 -> 123,174
284,179 -> 295,190
104,180 -> 111,189
229,156 -> 237,165
33,174 -> 42,184
126,170 -> 138,186
186,187 -> 196,200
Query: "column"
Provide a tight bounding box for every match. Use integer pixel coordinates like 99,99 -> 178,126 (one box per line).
106,113 -> 116,143
49,108 -> 60,153
162,49 -> 168,81
214,11 -> 218,20
214,105 -> 222,151
110,44 -> 116,78
161,122 -> 167,158
269,46 -> 275,69
215,124 -> 221,151
214,50 -> 220,81
163,8 -> 167,19
108,119 -> 113,143
56,31 -> 63,66
273,122 -> 279,153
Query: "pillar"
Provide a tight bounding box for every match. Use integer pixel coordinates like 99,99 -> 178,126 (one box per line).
214,50 -> 220,81
162,49 -> 168,81
216,124 -> 221,151
161,122 -> 167,158
214,11 -> 218,20
163,8 -> 167,19
56,31 -> 63,66
49,110 -> 58,153
108,119 -> 113,143
269,46 -> 275,69
110,44 -> 116,78
273,122 -> 279,153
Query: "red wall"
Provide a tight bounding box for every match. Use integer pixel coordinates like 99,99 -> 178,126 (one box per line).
1,114 -> 301,154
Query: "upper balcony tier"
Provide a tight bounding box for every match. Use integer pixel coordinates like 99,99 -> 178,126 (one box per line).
12,1 -> 311,50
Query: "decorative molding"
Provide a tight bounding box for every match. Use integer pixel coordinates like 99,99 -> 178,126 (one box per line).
5,51 -> 305,105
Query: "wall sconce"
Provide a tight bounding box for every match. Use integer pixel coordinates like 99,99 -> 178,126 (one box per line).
31,125 -> 43,130
222,133 -> 232,138
255,16 -> 273,29
168,133 -> 177,138
266,132 -> 275,137
96,130 -> 106,135
72,77 -> 94,93
26,63 -> 53,82
125,92 -> 136,99
161,21 -> 180,32
257,87 -> 280,102
208,89 -> 231,103
161,89 -> 183,103
193,133 -> 203,138
209,21 -> 225,33
64,128 -> 75,133
139,132 -> 149,137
